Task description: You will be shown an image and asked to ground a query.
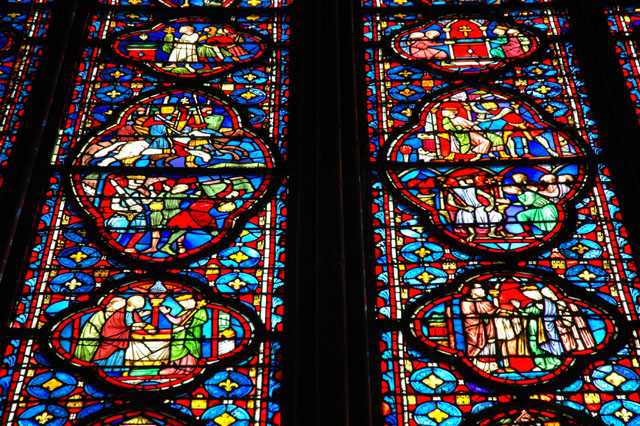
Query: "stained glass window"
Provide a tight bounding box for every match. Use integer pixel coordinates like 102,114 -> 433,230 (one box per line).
6,1 -> 640,426
361,0 -> 557,7
0,0 -> 289,424
359,1 -> 640,425
97,0 -> 292,7
0,0 -> 52,186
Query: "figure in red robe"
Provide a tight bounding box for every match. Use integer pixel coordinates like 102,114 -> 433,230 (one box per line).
407,30 -> 448,60
93,295 -> 146,368
461,284 -> 500,373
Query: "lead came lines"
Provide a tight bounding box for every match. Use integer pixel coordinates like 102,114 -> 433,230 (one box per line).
592,183 -> 632,317
13,5 -> 285,422
29,196 -> 68,330
5,340 -> 37,425
254,201 -> 275,424
367,11 -> 632,414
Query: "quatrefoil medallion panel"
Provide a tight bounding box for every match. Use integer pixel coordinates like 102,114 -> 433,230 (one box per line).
70,89 -> 279,264
382,85 -> 591,256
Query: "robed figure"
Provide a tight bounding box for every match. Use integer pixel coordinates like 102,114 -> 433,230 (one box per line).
160,294 -> 208,375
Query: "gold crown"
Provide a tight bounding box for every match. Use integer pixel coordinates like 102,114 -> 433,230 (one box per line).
175,294 -> 194,301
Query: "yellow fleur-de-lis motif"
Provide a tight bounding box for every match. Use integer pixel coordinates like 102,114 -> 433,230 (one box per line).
229,251 -> 249,263
69,251 -> 88,263
64,278 -> 82,290
228,278 -> 247,290
615,407 -> 635,423
219,378 -> 240,392
35,411 -> 53,425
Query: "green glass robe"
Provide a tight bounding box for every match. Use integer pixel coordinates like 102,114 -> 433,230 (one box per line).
520,305 -> 562,370
515,191 -> 559,232
170,308 -> 208,361
162,34 -> 175,55
442,116 -> 471,154
149,191 -> 189,227
442,116 -> 504,155
74,311 -> 106,362
489,36 -> 508,59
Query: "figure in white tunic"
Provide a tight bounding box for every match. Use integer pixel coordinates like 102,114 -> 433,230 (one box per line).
168,26 -> 200,73
446,175 -> 503,242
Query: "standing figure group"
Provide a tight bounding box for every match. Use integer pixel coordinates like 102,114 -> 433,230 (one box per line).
461,283 -> 596,375
75,96 -> 262,258
438,170 -> 570,242
398,20 -> 533,68
433,101 -> 559,160
74,290 -> 213,379
489,26 -> 531,59
87,175 -> 255,256
160,24 -> 251,73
